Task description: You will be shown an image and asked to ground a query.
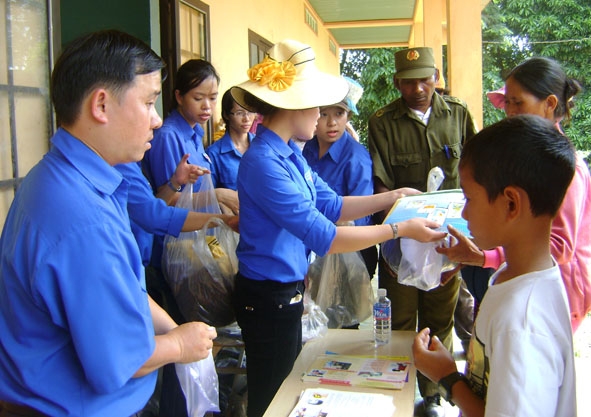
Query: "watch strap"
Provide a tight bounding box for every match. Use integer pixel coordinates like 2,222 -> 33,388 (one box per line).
438,371 -> 468,405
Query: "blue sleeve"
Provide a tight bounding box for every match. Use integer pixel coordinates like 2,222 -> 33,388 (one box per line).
117,163 -> 188,238
37,224 -> 155,393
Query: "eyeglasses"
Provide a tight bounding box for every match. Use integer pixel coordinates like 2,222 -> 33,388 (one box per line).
229,110 -> 255,118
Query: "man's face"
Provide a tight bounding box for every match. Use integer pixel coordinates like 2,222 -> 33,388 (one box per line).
107,71 -> 163,164
395,74 -> 437,113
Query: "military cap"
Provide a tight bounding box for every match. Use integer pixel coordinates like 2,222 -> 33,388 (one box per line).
394,47 -> 436,79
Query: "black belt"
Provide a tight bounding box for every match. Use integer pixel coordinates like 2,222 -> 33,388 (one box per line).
0,402 -> 47,417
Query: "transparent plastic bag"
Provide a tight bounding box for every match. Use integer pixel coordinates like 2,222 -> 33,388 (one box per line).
306,250 -> 374,328
382,237 -> 454,291
176,350 -> 220,417
381,167 -> 457,291
301,291 -> 329,342
163,174 -> 239,327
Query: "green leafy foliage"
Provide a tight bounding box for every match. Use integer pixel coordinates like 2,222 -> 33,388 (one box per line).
341,0 -> 591,151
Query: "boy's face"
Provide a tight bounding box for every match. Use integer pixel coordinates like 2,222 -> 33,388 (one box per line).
316,106 -> 348,144
459,164 -> 506,250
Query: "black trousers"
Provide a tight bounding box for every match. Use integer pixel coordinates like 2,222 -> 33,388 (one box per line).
233,273 -> 304,417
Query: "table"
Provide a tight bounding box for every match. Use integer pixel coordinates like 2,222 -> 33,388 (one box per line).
263,329 -> 417,417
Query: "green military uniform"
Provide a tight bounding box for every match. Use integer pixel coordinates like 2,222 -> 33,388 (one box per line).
369,92 -> 477,192
368,91 -> 478,399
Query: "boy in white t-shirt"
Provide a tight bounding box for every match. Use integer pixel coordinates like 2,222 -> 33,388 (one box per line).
413,114 -> 577,417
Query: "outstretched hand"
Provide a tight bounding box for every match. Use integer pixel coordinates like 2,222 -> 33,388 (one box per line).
398,218 -> 447,242
392,187 -> 423,201
172,153 -> 210,186
435,225 -> 484,266
412,327 -> 458,383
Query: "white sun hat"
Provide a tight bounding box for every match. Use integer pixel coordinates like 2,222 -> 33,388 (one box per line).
230,39 -> 349,111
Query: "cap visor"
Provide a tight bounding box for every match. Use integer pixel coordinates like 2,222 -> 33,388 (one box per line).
395,68 -> 436,80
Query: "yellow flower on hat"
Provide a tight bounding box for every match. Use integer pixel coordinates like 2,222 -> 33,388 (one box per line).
247,57 -> 296,92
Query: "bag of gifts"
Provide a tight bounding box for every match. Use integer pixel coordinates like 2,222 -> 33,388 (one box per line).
163,174 -> 239,327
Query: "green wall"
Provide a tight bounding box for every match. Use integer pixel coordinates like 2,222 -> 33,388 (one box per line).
60,0 -> 153,48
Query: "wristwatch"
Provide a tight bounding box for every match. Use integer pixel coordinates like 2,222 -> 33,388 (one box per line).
167,179 -> 182,192
438,371 -> 468,406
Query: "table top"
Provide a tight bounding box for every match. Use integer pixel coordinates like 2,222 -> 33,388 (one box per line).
263,329 -> 417,417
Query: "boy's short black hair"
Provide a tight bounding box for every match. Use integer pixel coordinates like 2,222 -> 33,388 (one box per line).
460,114 -> 575,217
51,30 -> 166,126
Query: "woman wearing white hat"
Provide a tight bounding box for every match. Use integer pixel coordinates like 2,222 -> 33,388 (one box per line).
230,39 -> 446,417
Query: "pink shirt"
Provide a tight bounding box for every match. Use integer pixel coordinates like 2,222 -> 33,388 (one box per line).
483,156 -> 591,332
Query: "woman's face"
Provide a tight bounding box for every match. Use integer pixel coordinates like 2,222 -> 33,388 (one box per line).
504,76 -> 556,121
227,102 -> 255,136
316,106 -> 348,145
292,107 -> 320,141
175,75 -> 219,127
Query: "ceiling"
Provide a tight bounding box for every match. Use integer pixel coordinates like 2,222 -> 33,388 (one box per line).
307,0 -> 489,50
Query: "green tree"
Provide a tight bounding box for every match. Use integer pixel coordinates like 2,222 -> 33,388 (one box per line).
340,48 -> 401,146
342,0 -> 591,153
482,0 -> 591,150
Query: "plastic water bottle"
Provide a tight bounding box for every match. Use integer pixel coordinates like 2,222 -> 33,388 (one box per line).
373,288 -> 391,345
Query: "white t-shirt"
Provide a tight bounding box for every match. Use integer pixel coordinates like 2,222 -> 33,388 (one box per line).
467,262 -> 576,417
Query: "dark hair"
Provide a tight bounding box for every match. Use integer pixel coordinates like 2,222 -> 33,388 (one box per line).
221,89 -> 236,126
51,30 -> 166,126
506,57 -> 582,121
239,90 -> 278,117
173,59 -> 220,108
460,114 -> 575,217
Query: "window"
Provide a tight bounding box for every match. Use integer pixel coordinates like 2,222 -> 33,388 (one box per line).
329,38 -> 337,56
248,30 -> 272,67
178,0 -> 207,64
0,0 -> 53,229
160,0 -> 212,144
304,6 -> 318,35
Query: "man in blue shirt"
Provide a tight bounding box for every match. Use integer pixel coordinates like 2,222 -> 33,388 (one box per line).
0,30 -> 216,417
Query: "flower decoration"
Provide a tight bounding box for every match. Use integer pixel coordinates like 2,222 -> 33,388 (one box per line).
247,57 -> 296,92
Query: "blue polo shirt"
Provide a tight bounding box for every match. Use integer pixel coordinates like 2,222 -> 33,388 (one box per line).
303,131 -> 374,226
114,162 -> 188,266
142,109 -> 212,192
206,131 -> 254,190
237,126 -> 342,283
0,128 -> 156,416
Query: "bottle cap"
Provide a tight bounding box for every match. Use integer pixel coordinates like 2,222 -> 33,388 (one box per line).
377,288 -> 387,297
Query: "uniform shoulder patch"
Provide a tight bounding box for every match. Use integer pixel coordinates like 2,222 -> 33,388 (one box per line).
443,95 -> 467,107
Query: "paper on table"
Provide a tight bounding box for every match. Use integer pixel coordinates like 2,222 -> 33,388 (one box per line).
302,354 -> 410,390
287,387 -> 395,417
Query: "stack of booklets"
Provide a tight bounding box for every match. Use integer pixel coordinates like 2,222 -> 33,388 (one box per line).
383,189 -> 470,236
287,387 -> 395,417
301,354 -> 410,390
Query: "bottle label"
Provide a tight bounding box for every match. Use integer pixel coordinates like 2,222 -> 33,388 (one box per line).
374,306 -> 390,320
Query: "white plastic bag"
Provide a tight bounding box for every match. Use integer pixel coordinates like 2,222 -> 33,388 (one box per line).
307,250 -> 374,328
382,167 -> 456,291
176,350 -> 220,417
163,174 -> 239,326
301,291 -> 329,342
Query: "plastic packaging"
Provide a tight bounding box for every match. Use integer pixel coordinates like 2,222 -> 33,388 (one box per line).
176,350 -> 220,417
373,288 -> 391,345
306,250 -> 374,328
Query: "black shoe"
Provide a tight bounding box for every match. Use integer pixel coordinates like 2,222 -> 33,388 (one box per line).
424,393 -> 445,417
